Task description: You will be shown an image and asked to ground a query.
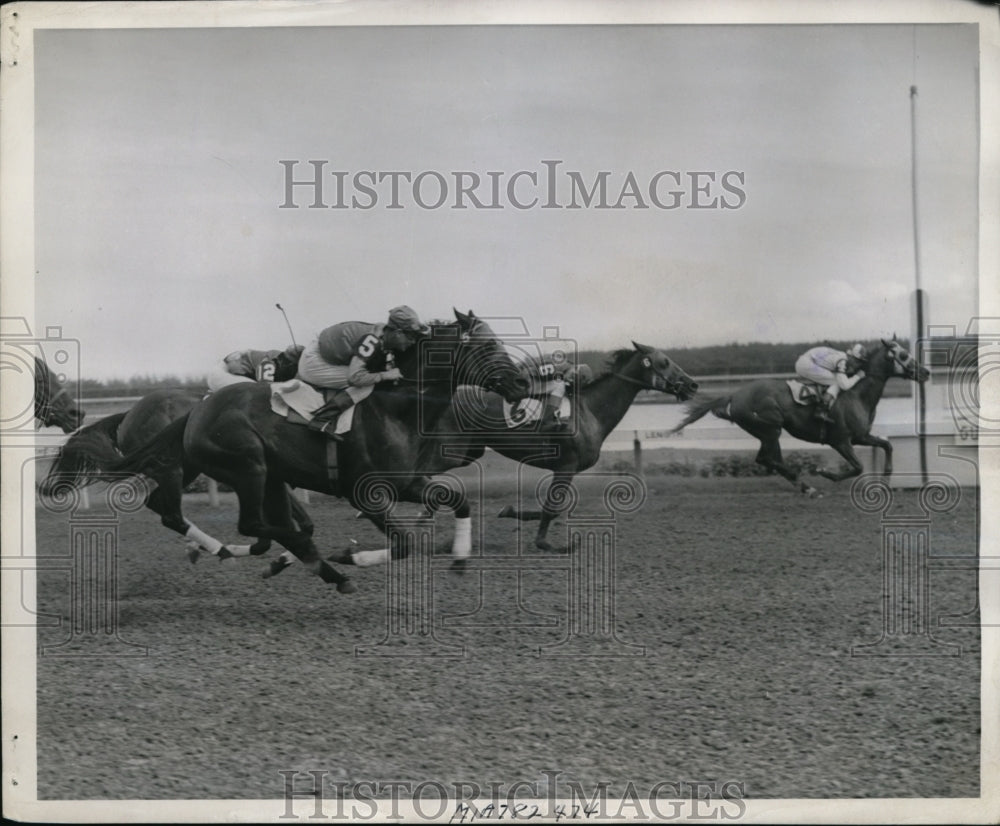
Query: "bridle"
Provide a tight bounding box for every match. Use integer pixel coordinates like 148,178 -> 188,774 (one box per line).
614,354 -> 687,395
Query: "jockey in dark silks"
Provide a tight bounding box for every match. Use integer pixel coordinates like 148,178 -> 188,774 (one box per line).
207,344 -> 304,392
296,305 -> 430,440
519,354 -> 594,431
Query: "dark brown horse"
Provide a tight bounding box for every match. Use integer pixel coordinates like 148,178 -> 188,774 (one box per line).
420,343 -> 698,550
671,337 -> 929,496
34,356 -> 85,432
38,388 -> 304,561
107,310 -> 528,592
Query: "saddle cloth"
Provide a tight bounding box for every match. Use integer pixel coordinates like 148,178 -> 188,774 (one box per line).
270,380 -> 372,435
786,379 -> 824,406
502,395 -> 571,429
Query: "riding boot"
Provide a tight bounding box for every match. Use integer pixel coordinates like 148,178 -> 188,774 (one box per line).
308,390 -> 355,441
539,394 -> 567,432
814,391 -> 835,423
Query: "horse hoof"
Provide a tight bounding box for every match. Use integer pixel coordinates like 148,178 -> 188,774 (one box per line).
450,558 -> 468,575
497,505 -> 515,518
337,579 -> 357,594
262,558 -> 293,579
535,539 -> 553,552
326,545 -> 356,564
185,545 -> 201,565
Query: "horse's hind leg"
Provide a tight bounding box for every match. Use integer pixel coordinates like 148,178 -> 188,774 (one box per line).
143,470 -> 247,564
750,429 -> 820,497
224,470 -> 353,592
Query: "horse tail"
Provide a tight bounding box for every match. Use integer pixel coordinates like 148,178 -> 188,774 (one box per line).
671,394 -> 733,433
106,413 -> 190,479
38,412 -> 127,495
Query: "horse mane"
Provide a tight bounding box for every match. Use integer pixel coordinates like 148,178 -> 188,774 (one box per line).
600,348 -> 637,376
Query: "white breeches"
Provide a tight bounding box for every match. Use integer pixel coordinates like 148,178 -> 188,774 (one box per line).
207,364 -> 255,393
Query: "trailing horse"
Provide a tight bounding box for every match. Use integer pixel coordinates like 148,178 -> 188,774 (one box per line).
106,310 -> 529,592
34,356 -> 85,433
37,388 -> 297,561
420,342 -> 698,550
671,337 -> 929,496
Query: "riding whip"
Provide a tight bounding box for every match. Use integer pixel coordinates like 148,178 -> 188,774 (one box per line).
275,303 -> 298,348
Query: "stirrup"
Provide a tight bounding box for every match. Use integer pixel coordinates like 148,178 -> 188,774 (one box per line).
307,418 -> 344,441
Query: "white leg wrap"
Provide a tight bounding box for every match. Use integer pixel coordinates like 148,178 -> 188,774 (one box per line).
452,517 -> 472,560
185,524 -> 223,555
352,548 -> 390,567
224,544 -> 253,558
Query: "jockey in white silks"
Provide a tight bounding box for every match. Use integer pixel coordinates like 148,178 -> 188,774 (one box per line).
794,344 -> 866,421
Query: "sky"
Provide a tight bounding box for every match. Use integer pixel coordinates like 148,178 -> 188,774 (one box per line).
31,22 -> 982,381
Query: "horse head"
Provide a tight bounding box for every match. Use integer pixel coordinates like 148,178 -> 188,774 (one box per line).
451,309 -> 530,403
870,336 -> 930,383
34,357 -> 85,433
629,342 -> 699,400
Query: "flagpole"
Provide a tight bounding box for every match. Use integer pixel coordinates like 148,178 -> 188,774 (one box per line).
910,84 -> 928,485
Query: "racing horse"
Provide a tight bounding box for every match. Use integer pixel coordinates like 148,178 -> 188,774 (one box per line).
34,356 -> 85,432
107,310 -> 529,593
671,337 -> 929,496
419,342 -> 699,550
38,388 -> 311,561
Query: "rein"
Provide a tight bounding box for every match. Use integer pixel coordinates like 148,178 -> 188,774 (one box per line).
609,370 -> 680,394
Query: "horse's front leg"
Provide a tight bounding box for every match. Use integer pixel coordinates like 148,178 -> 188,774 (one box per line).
852,433 -> 893,477
817,441 -> 865,482
337,477 -> 472,572
535,473 -> 576,552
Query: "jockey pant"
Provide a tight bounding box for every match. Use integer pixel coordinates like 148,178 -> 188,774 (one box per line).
793,355 -> 841,399
207,364 -> 255,393
297,342 -> 370,403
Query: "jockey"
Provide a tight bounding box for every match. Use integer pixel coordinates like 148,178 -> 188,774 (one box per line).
297,305 -> 430,439
207,344 -> 304,392
519,354 -> 594,431
794,343 -> 866,422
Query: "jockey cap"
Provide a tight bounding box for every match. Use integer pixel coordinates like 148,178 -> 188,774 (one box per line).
387,305 -> 430,336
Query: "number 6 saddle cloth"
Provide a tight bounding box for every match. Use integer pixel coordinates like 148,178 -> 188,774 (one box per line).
502,395 -> 572,429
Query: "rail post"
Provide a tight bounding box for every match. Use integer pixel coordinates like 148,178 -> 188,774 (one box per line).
632,430 -> 643,476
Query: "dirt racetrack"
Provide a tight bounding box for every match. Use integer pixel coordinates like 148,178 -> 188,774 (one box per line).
32,458 -> 981,804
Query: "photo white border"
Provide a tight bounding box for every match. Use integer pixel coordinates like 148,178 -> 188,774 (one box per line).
2,0 -> 998,822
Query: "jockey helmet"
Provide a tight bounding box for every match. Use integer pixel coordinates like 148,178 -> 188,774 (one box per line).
386,305 -> 430,336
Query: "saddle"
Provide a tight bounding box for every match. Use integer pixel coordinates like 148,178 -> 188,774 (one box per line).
270,380 -> 372,480
786,379 -> 825,407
